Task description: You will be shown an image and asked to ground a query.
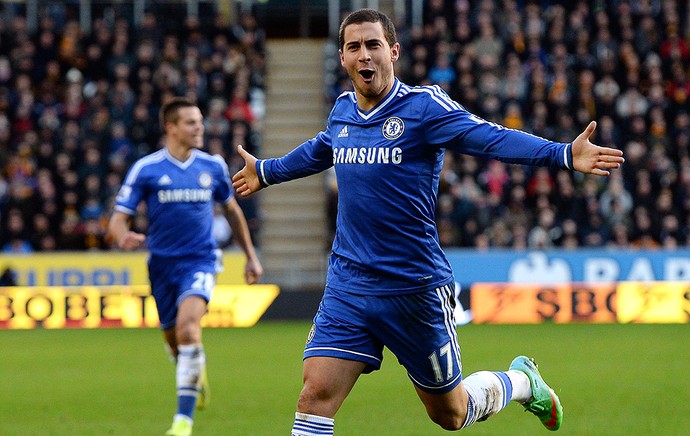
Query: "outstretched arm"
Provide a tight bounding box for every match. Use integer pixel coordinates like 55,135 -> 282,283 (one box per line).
232,145 -> 261,197
571,121 -> 625,176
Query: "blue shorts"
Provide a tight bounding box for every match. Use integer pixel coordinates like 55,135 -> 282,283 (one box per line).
304,283 -> 463,393
148,252 -> 221,330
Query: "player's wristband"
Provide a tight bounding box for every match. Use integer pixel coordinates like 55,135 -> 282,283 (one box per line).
256,159 -> 271,188
563,143 -> 573,170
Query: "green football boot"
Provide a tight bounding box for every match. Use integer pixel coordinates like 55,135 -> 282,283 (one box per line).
509,356 -> 563,431
165,416 -> 192,436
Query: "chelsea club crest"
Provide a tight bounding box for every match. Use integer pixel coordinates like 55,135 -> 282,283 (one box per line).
382,117 -> 404,140
198,172 -> 212,188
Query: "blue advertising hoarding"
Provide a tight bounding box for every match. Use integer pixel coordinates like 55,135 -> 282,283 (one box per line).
446,248 -> 690,285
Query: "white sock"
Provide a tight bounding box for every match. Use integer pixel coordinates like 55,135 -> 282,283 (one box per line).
461,371 -> 513,428
506,369 -> 532,403
176,344 -> 205,417
291,412 -> 334,436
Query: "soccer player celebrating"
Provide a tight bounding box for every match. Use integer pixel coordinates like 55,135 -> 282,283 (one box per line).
109,97 -> 263,436
233,8 -> 624,434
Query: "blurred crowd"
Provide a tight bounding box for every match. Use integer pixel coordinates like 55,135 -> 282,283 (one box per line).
0,4 -> 266,252
325,0 -> 690,250
3,1 -> 690,254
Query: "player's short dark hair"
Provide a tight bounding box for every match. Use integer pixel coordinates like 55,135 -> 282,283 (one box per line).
159,96 -> 197,128
339,8 -> 397,51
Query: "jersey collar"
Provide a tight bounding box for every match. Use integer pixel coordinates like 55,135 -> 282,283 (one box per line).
356,78 -> 401,121
164,148 -> 197,169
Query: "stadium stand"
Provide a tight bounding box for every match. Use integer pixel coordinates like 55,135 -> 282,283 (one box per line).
2,0 -> 690,254
0,3 -> 266,252
323,0 -> 690,249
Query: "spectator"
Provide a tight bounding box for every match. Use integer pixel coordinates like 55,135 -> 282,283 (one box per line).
2,208 -> 33,253
427,53 -> 456,90
0,5 -> 267,251
527,207 -> 560,249
0,266 -> 17,285
599,173 -> 633,225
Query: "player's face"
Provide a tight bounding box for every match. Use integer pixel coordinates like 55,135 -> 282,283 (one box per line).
169,106 -> 204,149
340,21 -> 399,110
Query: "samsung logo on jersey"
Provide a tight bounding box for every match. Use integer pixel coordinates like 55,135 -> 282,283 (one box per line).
333,147 -> 403,165
158,189 -> 212,203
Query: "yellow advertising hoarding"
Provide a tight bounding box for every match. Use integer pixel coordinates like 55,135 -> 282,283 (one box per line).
0,252 -> 248,286
0,285 -> 279,329
617,281 -> 690,323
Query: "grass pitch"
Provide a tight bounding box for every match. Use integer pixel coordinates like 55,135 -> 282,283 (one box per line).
2,322 -> 688,435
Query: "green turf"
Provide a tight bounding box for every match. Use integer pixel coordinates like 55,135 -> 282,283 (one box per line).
2,322 -> 688,435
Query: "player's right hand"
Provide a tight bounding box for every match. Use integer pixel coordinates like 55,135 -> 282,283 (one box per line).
232,144 -> 262,197
118,231 -> 146,250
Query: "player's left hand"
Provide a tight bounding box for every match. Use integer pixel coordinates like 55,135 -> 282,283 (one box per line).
245,256 -> 264,285
571,121 -> 625,176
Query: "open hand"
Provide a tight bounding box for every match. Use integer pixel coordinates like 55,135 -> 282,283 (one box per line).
232,145 -> 262,197
571,121 -> 625,176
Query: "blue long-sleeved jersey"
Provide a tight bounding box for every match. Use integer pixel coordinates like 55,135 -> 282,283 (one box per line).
258,79 -> 572,295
